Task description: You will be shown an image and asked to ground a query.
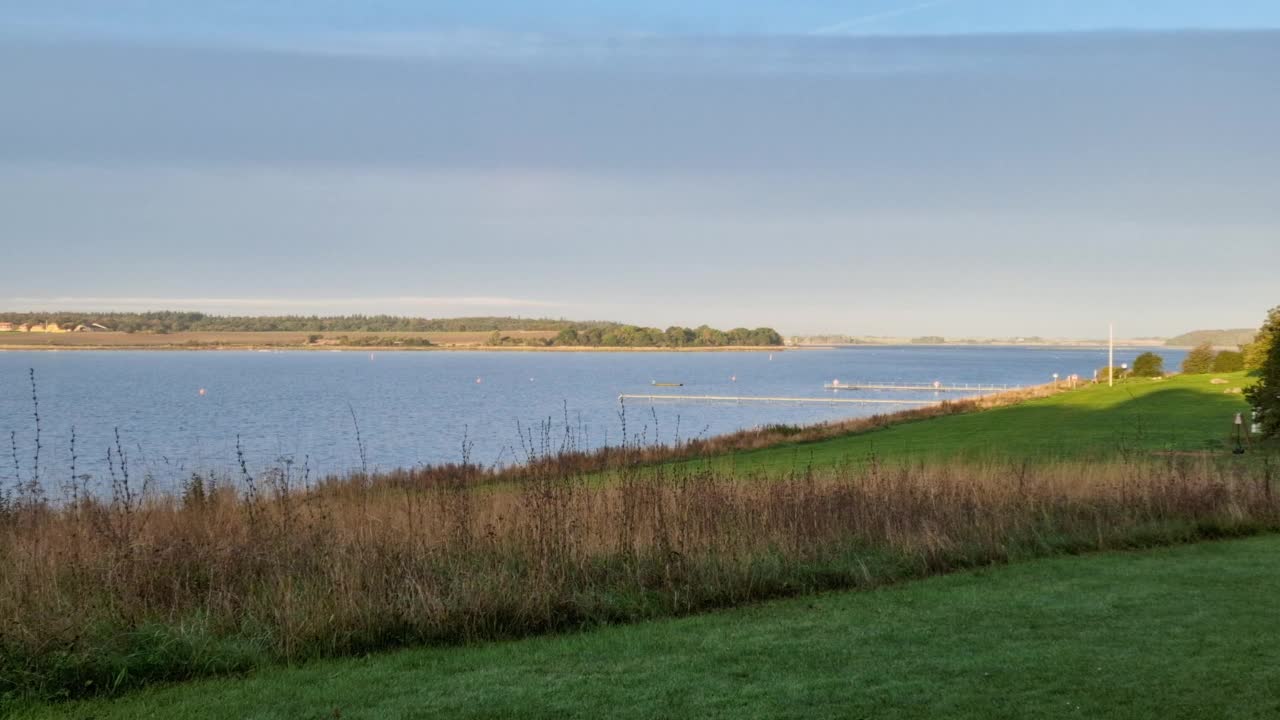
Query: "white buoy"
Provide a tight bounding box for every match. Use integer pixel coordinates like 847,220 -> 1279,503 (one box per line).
198,388 -> 206,396
476,377 -> 482,384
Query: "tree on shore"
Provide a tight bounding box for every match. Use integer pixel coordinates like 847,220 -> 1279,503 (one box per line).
1245,306 -> 1280,438
1132,352 -> 1165,377
1211,350 -> 1244,373
1244,307 -> 1278,373
1180,342 -> 1216,375
1095,365 -> 1128,382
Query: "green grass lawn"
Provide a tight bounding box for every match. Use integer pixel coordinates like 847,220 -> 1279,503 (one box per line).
697,372 -> 1257,472
19,535 -> 1280,720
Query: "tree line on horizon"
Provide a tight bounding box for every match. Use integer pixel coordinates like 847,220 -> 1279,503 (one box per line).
0,312 -> 585,334
491,325 -> 783,348
0,312 -> 783,347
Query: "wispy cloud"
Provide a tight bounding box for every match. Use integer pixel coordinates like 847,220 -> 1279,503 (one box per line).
6,297 -> 565,314
813,0 -> 959,36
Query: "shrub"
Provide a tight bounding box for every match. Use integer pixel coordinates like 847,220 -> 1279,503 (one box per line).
1095,366 -> 1129,382
1211,350 -> 1244,373
1132,352 -> 1165,377
1180,342 -> 1215,374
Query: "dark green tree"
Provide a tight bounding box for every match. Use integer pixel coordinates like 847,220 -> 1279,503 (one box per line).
1211,350 -> 1244,373
1244,306 -> 1278,372
1131,352 -> 1165,377
1245,307 -> 1280,438
1096,365 -> 1129,382
1180,342 -> 1215,375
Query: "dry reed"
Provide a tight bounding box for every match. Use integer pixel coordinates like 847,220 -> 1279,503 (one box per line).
1,452 -> 1274,702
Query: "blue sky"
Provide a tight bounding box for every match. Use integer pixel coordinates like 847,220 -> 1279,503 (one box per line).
1,2 -> 1277,336
7,0 -> 1280,37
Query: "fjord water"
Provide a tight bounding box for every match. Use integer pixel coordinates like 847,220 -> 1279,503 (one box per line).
1,346 -> 1183,493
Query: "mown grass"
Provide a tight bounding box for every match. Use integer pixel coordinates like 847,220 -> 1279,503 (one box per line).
705,372 -> 1255,471
15,535 -> 1280,719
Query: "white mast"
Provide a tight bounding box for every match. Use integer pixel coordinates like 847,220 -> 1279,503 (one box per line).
1108,322 -> 1114,387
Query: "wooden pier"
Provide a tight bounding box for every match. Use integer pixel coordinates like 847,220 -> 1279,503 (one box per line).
620,394 -> 940,406
824,382 -> 1020,393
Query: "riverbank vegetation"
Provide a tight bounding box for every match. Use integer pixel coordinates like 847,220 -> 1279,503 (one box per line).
2,454 -> 1275,705
1,369 -> 1273,707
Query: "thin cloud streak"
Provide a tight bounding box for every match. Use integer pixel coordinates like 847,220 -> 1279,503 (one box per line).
813,0 -> 959,35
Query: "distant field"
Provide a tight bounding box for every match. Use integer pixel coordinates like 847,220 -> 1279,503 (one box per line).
20,536 -> 1280,719
0,330 -> 556,348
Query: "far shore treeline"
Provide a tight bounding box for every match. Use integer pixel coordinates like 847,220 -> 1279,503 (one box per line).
0,312 -> 783,348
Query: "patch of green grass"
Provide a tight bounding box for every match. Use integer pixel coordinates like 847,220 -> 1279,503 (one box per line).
701,373 -> 1256,472
18,535 -> 1280,720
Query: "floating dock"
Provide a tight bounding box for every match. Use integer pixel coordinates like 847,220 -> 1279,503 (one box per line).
824,382 -> 1020,393
620,394 -> 940,406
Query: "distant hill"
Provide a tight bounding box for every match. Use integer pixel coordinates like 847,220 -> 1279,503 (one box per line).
1165,328 -> 1257,348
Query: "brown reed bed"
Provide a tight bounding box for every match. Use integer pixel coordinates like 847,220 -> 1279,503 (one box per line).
1,452 -> 1275,704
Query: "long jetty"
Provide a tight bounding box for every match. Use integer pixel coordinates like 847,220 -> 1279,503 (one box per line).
824,382 -> 1020,392
619,394 -> 940,406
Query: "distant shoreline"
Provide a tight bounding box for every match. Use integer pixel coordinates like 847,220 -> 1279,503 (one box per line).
0,329 -> 782,353
789,342 -> 1180,350
0,342 -> 786,353
0,342 -> 1190,353
0,333 -> 1196,353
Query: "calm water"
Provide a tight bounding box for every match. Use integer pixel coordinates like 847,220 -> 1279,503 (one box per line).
1,346 -> 1184,493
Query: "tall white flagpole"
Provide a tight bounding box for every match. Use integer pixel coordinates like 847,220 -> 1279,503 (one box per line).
1109,322 -> 1114,387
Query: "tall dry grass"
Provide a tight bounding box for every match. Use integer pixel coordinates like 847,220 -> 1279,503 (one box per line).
1,452 -> 1275,702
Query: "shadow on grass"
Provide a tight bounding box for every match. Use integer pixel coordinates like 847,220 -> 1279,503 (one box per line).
715,385 -> 1263,471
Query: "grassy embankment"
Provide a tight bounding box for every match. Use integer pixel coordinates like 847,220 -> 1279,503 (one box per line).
20,535 -> 1280,720
2,371 -> 1273,713
704,371 -> 1258,470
